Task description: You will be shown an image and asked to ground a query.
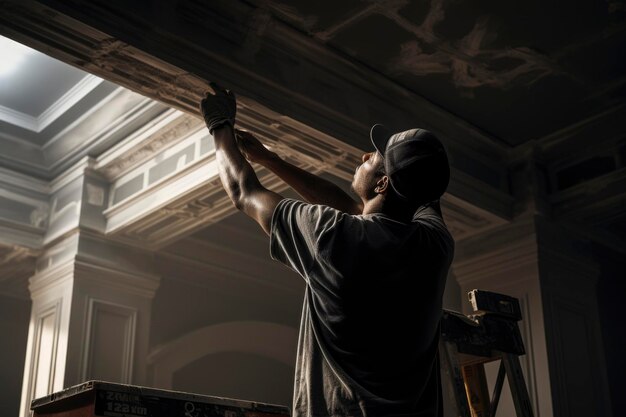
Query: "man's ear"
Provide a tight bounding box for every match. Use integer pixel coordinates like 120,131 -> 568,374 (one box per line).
375,175 -> 389,195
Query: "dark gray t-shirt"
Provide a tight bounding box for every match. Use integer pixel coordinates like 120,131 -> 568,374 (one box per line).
270,199 -> 454,417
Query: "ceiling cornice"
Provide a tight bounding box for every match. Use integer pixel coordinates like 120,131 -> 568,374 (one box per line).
0,103 -> 36,131
37,74 -> 104,132
0,74 -> 103,133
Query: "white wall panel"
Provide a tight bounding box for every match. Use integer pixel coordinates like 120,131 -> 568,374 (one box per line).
81,298 -> 137,383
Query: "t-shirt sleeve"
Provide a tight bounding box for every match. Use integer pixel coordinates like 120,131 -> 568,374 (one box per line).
270,198 -> 342,278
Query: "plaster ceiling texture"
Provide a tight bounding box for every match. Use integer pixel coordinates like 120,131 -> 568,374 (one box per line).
259,0 -> 626,145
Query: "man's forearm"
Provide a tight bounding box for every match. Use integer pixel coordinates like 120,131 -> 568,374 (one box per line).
260,154 -> 362,214
213,126 -> 261,207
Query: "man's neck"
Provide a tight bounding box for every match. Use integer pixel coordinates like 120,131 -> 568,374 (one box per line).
361,196 -> 415,222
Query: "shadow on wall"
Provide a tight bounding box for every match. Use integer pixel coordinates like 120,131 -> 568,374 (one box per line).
0,295 -> 31,417
174,351 -> 294,406
148,321 -> 297,406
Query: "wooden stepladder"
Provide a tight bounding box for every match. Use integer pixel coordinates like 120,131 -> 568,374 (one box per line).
440,290 -> 534,417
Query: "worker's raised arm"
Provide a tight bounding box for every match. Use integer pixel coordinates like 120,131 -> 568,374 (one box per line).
235,129 -> 363,215
200,84 -> 283,235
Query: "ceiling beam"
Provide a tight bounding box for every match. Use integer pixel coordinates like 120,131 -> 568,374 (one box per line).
0,0 -> 515,221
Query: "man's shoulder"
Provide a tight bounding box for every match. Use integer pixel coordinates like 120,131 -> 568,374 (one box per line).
273,198 -> 359,239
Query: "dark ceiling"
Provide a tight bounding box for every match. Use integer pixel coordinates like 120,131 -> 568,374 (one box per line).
255,0 -> 626,146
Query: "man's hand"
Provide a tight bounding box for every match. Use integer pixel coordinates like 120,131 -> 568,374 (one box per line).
200,82 -> 236,133
234,129 -> 362,214
235,129 -> 277,165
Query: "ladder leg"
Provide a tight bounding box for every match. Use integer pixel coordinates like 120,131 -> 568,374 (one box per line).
502,354 -> 534,417
461,364 -> 490,417
439,340 -> 472,417
489,361 -> 506,417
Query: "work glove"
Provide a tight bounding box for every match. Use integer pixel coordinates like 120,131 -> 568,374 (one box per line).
200,82 -> 236,133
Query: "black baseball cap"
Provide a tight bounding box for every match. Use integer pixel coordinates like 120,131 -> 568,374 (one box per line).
370,124 -> 450,203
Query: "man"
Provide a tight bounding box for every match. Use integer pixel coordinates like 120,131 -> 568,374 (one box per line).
200,83 -> 454,417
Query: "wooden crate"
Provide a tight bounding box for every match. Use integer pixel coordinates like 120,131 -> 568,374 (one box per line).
32,380 -> 290,417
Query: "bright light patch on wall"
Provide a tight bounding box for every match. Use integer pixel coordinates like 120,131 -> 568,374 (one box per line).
0,36 -> 35,77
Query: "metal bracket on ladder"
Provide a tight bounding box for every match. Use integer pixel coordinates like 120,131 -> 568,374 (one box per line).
440,290 -> 534,417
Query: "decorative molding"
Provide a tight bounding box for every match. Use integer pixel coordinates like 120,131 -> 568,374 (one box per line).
0,75 -> 103,133
98,98 -> 510,249
0,1 -> 519,254
38,74 -> 104,133
0,103 -> 37,131
96,110 -> 204,180
21,298 -> 62,417
81,297 -> 137,383
43,86 -> 125,150
102,151 -> 219,238
45,93 -> 162,175
0,167 -> 49,194
0,187 -> 49,230
0,0 -> 514,208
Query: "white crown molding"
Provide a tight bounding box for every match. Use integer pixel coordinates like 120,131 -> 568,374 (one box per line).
0,75 -> 103,133
37,74 -> 104,132
0,167 -> 49,194
0,104 -> 38,131
42,86 -> 126,150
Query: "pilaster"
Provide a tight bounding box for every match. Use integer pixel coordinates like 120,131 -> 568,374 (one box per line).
453,213 -> 612,417
534,218 -> 611,417
18,232 -> 159,417
453,215 -> 549,417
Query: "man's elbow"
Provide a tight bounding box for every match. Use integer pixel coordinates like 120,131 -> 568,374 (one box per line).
224,181 -> 245,211
231,188 -> 253,212
233,196 -> 246,211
